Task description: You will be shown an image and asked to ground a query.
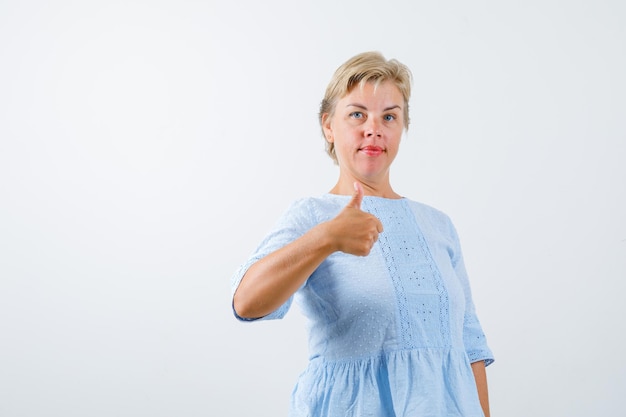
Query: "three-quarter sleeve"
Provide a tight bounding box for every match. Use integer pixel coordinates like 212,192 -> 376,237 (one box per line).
448,219 -> 495,366
231,198 -> 315,322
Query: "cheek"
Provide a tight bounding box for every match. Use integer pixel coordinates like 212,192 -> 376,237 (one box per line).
332,127 -> 354,146
386,136 -> 402,155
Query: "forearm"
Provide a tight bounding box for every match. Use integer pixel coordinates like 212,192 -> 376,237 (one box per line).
471,360 -> 490,417
234,185 -> 382,320
233,222 -> 335,319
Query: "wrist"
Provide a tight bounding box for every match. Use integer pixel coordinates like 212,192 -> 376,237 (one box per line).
311,221 -> 339,255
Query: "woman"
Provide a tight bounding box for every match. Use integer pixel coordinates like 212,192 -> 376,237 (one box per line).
232,51 -> 494,417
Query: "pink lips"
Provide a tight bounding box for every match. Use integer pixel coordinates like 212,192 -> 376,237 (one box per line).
360,146 -> 384,156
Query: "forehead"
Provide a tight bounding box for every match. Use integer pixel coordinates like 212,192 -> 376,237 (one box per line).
341,80 -> 403,105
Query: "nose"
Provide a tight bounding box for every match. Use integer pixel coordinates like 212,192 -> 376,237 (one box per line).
365,119 -> 381,138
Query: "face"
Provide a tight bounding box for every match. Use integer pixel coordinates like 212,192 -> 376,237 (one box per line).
323,81 -> 405,186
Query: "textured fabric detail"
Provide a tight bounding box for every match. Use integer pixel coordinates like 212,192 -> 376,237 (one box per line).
231,194 -> 494,416
365,199 -> 451,350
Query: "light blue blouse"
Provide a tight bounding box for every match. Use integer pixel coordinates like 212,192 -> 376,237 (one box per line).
232,194 -> 494,417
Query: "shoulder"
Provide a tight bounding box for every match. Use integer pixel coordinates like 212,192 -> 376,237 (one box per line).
276,194 -> 344,227
403,198 -> 454,227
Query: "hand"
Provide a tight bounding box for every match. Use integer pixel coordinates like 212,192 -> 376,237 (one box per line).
326,182 -> 384,256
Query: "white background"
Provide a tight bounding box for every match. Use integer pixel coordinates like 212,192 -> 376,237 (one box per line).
1,1 -> 625,416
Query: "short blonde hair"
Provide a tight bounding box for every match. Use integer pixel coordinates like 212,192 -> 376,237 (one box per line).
319,51 -> 413,163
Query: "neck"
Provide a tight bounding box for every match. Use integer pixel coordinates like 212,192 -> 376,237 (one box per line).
329,177 -> 401,199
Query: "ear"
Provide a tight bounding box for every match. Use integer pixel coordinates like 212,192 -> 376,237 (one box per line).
321,113 -> 334,143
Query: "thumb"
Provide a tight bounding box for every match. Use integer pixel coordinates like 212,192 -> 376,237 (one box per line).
346,181 -> 364,209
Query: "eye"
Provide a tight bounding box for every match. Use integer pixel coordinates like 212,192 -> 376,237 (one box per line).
384,114 -> 396,122
349,111 -> 364,119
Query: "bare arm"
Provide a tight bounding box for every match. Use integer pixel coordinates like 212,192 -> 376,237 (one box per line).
233,222 -> 335,319
233,183 -> 383,319
471,360 -> 490,417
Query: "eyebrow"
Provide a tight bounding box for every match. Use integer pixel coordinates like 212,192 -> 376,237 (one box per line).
346,103 -> 402,112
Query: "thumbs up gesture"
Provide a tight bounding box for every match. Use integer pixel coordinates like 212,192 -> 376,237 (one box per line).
327,182 -> 384,256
